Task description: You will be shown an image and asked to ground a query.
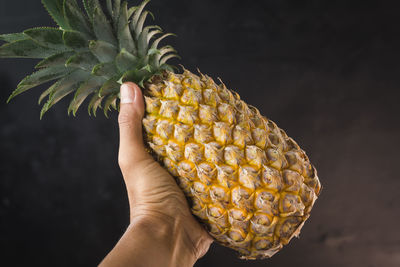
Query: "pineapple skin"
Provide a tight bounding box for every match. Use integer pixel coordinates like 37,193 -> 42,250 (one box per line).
143,69 -> 321,259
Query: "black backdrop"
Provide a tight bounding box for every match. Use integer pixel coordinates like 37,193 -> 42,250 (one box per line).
1,0 -> 400,266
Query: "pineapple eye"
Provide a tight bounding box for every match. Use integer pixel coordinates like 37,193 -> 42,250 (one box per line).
253,238 -> 272,250
279,194 -> 305,217
228,229 -> 246,242
282,169 -> 303,192
196,162 -> 216,185
210,185 -> 229,204
268,133 -> 280,146
229,208 -> 247,221
184,143 -> 203,163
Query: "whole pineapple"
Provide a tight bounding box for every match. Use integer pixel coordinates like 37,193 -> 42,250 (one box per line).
0,0 -> 321,259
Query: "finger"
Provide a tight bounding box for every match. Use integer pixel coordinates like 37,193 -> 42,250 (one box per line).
118,82 -> 151,172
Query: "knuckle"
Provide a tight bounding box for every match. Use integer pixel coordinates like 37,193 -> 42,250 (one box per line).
118,156 -> 128,169
118,156 -> 131,172
118,154 -> 154,175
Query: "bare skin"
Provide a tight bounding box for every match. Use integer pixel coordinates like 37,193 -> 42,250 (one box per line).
99,82 -> 213,267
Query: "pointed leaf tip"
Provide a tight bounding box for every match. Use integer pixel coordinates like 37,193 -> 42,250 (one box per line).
0,32 -> 26,43
7,93 -> 15,104
7,66 -> 72,102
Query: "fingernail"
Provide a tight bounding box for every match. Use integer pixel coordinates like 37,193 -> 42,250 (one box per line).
120,83 -> 136,104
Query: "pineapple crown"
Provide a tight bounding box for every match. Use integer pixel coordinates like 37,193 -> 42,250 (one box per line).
0,0 -> 179,118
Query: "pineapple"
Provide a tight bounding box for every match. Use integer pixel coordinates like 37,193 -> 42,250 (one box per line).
0,0 -> 321,259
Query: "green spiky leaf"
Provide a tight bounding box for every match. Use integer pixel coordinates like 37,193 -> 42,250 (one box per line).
88,93 -> 104,116
115,48 -> 139,73
138,25 -> 161,56
0,33 -> 27,43
106,0 -> 113,18
117,1 -> 136,54
151,33 -> 175,51
24,27 -> 68,50
2,0 -> 179,117
112,0 -> 122,28
92,62 -> 119,79
89,40 -> 117,62
83,0 -> 100,20
120,65 -> 153,87
69,76 -> 104,115
99,76 -> 120,96
157,46 -> 176,59
160,54 -> 180,66
66,51 -> 99,71
63,30 -> 89,51
63,0 -> 93,38
41,0 -> 71,30
128,6 -> 138,19
103,93 -> 118,117
39,82 -> 59,105
132,0 -> 150,38
35,51 -> 75,68
40,69 -> 91,118
0,39 -> 58,58
8,66 -> 73,102
134,9 -> 152,39
93,5 -> 117,46
151,45 -> 178,67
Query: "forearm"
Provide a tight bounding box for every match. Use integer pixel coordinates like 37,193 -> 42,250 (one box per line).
99,215 -> 198,267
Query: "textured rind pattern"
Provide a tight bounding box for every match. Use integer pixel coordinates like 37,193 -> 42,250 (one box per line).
143,70 -> 321,259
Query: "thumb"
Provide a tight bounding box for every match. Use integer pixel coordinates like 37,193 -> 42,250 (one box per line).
118,82 -> 151,172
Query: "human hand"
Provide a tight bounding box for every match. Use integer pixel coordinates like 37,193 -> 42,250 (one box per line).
100,82 -> 213,267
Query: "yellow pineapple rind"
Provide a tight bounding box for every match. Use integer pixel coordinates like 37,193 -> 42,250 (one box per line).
143,69 -> 321,259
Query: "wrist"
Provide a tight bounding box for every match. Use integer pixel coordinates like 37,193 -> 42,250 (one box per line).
129,213 -> 201,266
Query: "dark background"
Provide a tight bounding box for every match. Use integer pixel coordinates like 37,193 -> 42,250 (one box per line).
1,0 -> 399,266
